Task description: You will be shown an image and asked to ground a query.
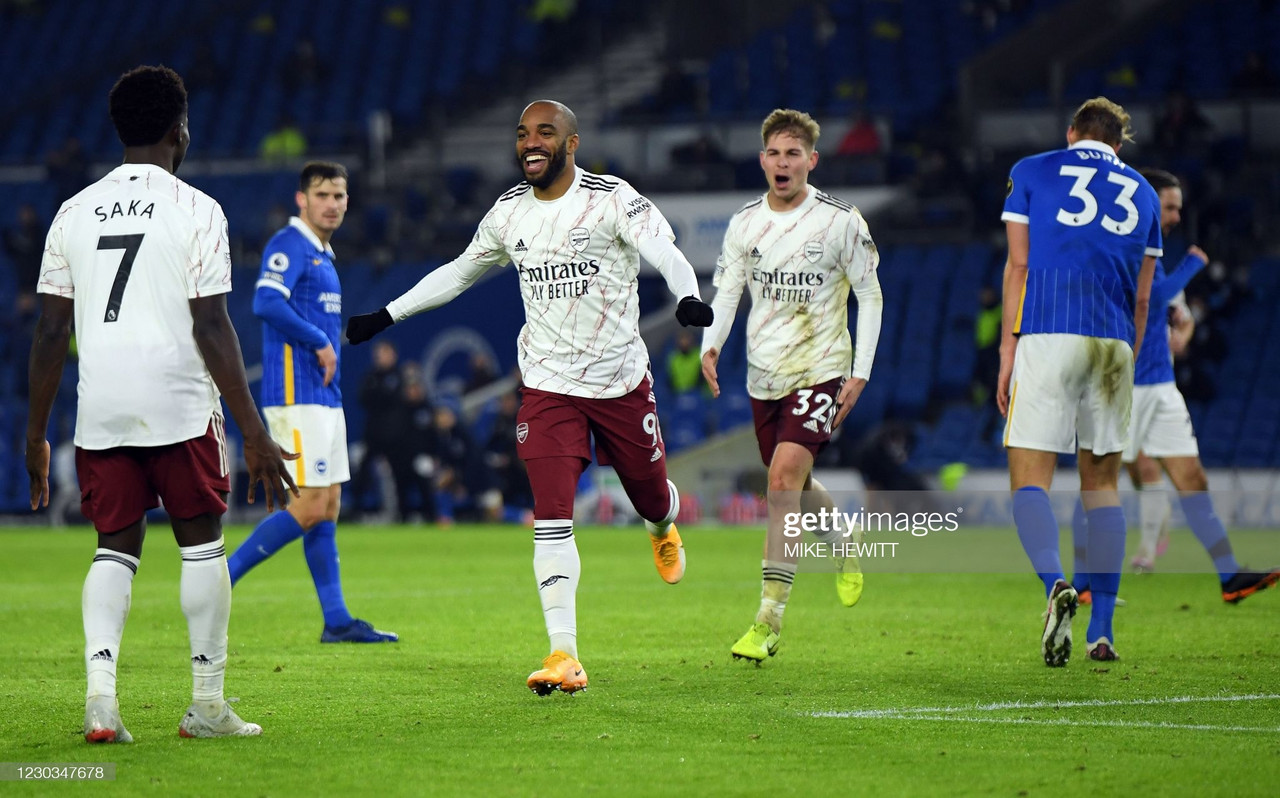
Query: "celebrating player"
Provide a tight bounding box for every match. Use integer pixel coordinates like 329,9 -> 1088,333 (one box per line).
998,97 -> 1159,665
1071,169 -> 1278,602
25,66 -> 298,742
345,100 -> 713,694
700,109 -> 883,662
226,162 -> 398,643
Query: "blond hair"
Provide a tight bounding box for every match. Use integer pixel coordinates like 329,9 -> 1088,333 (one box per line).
761,109 -> 821,151
1070,97 -> 1135,147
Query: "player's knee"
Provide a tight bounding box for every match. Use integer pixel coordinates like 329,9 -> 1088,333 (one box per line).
1169,458 -> 1208,492
627,476 -> 677,525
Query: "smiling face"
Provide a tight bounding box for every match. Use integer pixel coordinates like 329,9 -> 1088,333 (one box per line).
760,130 -> 818,211
516,101 -> 578,196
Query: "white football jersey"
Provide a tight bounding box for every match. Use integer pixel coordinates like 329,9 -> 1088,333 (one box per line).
705,186 -> 880,400
443,167 -> 676,399
38,163 -> 232,449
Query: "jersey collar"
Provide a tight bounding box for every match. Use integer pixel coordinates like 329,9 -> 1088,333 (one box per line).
1068,140 -> 1118,155
289,216 -> 335,257
532,166 -> 582,204
763,183 -> 818,216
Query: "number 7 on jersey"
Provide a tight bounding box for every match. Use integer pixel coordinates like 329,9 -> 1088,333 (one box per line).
97,233 -> 144,323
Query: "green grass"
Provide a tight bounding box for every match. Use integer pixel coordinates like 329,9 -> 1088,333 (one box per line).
1,524 -> 1277,797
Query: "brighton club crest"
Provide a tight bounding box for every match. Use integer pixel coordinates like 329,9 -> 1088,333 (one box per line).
804,240 -> 824,263
569,227 -> 590,252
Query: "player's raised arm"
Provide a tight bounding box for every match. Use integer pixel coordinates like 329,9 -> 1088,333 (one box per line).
190,293 -> 299,509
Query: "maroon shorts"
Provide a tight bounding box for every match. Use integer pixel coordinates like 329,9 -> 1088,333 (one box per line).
517,376 -> 668,481
76,413 -> 231,534
751,376 -> 844,466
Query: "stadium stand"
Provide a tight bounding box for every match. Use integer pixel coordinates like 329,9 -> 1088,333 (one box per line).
1,0 -> 1277,518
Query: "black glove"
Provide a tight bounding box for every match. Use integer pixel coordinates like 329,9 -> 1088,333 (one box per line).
675,295 -> 714,328
346,308 -> 394,344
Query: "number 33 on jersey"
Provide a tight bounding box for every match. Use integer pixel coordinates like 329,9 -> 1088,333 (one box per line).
1001,139 -> 1162,346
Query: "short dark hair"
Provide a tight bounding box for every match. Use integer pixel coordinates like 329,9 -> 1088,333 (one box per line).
1070,97 -> 1134,147
299,161 -> 349,192
108,66 -> 187,148
1140,168 -> 1180,193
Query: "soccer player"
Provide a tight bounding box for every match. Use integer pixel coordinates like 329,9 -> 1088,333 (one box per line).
345,100 -> 713,694
25,65 -> 299,742
226,162 -> 398,644
998,97 -> 1160,665
699,109 -> 883,662
1071,169 -> 1278,602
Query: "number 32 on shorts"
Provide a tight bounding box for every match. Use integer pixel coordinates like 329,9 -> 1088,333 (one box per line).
792,389 -> 835,433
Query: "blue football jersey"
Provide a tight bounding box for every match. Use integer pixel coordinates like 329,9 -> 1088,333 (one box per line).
1002,140 -> 1162,346
255,217 -> 342,408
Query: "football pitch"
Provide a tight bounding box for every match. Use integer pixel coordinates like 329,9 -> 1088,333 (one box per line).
1,524 -> 1276,796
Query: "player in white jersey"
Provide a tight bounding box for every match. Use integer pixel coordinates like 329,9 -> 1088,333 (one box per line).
346,100 -> 714,694
699,109 -> 883,662
25,66 -> 298,743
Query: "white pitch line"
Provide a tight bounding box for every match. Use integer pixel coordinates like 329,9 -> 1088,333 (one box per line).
857,715 -> 1280,734
811,693 -> 1280,719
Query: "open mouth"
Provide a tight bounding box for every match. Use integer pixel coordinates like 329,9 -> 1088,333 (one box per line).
524,152 -> 549,176
774,174 -> 791,190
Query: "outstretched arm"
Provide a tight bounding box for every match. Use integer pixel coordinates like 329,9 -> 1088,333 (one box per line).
347,256 -> 494,344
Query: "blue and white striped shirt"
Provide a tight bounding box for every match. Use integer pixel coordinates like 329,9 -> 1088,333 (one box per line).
1002,140 -> 1162,346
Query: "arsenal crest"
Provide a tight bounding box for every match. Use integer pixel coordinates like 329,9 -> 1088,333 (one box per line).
516,422 -> 529,443
804,240 -> 824,263
569,227 -> 590,252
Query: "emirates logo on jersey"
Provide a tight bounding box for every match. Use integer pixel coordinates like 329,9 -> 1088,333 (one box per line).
804,240 -> 824,263
516,422 -> 529,444
568,227 -> 591,252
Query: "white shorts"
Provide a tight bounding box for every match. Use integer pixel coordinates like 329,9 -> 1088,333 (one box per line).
263,405 -> 350,488
1004,334 -> 1133,456
1122,382 -> 1199,462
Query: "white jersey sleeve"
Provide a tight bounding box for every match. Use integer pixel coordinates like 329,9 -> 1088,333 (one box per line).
189,207 -> 233,298
701,207 -> 751,357
841,210 -> 883,380
387,203 -> 510,320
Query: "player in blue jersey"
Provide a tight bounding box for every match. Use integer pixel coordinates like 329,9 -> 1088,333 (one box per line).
997,97 -> 1160,665
227,162 -> 397,643
1071,169 -> 1278,603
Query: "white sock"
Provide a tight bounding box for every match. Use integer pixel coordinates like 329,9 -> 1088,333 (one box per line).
757,560 -> 797,634
83,549 -> 138,699
644,480 -> 680,538
533,521 -> 580,658
180,538 -> 231,714
1137,481 -> 1168,561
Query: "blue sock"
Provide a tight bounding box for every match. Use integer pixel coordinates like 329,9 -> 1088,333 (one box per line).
303,521 -> 354,628
227,510 -> 305,585
1012,487 -> 1064,596
1179,492 -> 1238,582
1085,506 -> 1125,644
1070,498 -> 1090,592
